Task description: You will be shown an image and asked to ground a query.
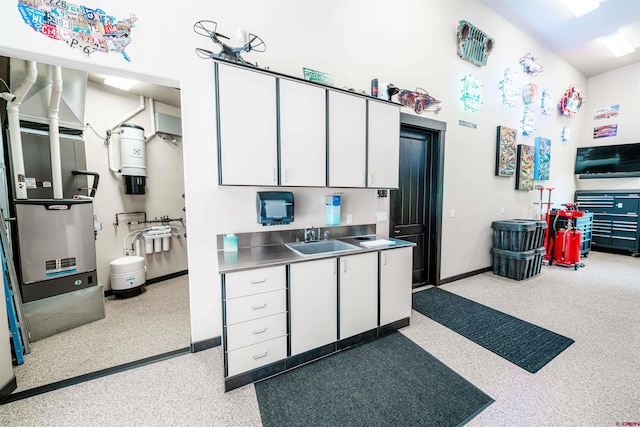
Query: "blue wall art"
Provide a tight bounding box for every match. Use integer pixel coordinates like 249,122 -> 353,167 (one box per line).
534,137 -> 551,180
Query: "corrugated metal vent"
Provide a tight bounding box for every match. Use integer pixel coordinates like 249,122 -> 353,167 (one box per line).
456,20 -> 495,67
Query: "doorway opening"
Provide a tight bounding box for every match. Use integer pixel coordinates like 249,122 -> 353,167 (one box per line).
389,113 -> 445,287
0,56 -> 190,399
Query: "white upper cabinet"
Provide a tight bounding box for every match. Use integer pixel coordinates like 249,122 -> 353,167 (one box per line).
328,91 -> 367,188
367,100 -> 400,188
279,79 -> 327,187
217,63 -> 278,186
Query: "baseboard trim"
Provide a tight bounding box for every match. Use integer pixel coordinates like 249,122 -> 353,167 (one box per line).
439,266 -> 492,285
191,336 -> 221,353
146,270 -> 189,285
104,270 -> 189,297
0,347 -> 190,405
0,376 -> 17,397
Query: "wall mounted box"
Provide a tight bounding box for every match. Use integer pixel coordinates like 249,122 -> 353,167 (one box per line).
155,111 -> 182,137
256,191 -> 294,226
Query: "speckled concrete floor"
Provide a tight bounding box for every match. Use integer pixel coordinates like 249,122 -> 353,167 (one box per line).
12,274 -> 191,392
1,251 -> 638,426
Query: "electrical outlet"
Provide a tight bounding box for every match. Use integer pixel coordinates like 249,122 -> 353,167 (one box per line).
501,207 -> 505,215
346,214 -> 353,224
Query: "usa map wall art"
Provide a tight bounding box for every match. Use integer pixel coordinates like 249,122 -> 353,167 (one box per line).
17,0 -> 137,61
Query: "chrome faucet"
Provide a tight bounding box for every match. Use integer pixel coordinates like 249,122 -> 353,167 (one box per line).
305,228 -> 316,242
323,230 -> 330,240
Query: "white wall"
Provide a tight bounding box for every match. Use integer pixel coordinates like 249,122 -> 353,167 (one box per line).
84,82 -> 188,290
576,62 -> 640,191
0,0 -> 605,344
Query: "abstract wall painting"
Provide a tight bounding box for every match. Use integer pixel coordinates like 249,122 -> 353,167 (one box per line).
534,137 -> 551,180
495,126 -> 518,177
516,144 -> 535,191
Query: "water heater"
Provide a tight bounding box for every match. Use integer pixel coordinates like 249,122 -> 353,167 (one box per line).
120,123 -> 146,194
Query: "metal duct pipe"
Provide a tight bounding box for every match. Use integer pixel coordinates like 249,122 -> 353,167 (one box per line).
49,65 -> 64,199
6,60 -> 38,200
144,97 -> 156,142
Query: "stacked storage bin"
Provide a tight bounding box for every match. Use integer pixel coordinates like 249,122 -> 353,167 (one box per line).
491,219 -> 547,280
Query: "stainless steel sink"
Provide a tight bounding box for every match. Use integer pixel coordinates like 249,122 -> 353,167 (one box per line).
285,240 -> 361,257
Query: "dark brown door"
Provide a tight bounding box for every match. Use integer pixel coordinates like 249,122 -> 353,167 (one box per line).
389,127 -> 432,287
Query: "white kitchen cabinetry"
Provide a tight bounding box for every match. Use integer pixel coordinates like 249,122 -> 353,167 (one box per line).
279,79 -> 327,187
367,100 -> 400,188
339,252 -> 378,340
289,258 -> 338,355
216,63 -> 278,186
328,90 -> 367,188
223,266 -> 287,377
379,246 -> 413,326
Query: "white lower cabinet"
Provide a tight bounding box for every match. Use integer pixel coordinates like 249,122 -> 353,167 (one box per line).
339,252 -> 378,340
289,258 -> 338,356
222,245 -> 413,388
223,266 -> 287,377
379,246 -> 413,326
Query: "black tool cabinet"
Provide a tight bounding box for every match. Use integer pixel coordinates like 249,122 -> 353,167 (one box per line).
575,190 -> 640,256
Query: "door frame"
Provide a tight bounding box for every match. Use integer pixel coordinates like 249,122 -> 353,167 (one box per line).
399,113 -> 445,286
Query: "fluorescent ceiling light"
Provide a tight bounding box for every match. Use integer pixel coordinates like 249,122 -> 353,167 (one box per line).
601,31 -> 636,57
561,0 -> 599,17
103,76 -> 138,91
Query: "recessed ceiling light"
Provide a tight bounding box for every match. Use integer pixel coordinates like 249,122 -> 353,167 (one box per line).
103,76 -> 138,91
601,31 -> 636,57
561,0 -> 599,17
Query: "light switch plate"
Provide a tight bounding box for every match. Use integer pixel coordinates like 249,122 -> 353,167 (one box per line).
376,212 -> 388,221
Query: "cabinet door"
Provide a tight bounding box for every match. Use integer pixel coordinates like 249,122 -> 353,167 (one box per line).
328,91 -> 366,188
217,63 -> 278,185
367,100 -> 400,188
290,258 -> 337,355
279,79 -> 326,186
339,252 -> 378,340
379,247 -> 413,326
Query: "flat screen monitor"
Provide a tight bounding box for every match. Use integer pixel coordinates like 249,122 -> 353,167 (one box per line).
575,143 -> 640,176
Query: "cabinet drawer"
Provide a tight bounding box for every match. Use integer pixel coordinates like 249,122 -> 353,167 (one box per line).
225,289 -> 286,325
224,266 -> 286,299
226,313 -> 287,351
227,336 -> 287,377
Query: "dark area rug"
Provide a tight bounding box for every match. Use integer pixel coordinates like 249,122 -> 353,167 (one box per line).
412,287 -> 574,373
255,332 -> 493,427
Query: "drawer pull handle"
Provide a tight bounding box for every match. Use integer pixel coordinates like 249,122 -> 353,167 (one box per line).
250,279 -> 267,284
252,328 -> 267,335
253,352 -> 268,360
251,304 -> 267,310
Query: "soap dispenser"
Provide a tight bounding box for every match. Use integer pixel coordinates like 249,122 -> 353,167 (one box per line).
325,195 -> 341,226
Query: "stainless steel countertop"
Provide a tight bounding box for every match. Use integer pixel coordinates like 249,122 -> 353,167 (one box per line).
218,236 -> 415,273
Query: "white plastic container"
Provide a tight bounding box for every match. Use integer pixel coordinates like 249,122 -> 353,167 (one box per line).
110,256 -> 146,297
